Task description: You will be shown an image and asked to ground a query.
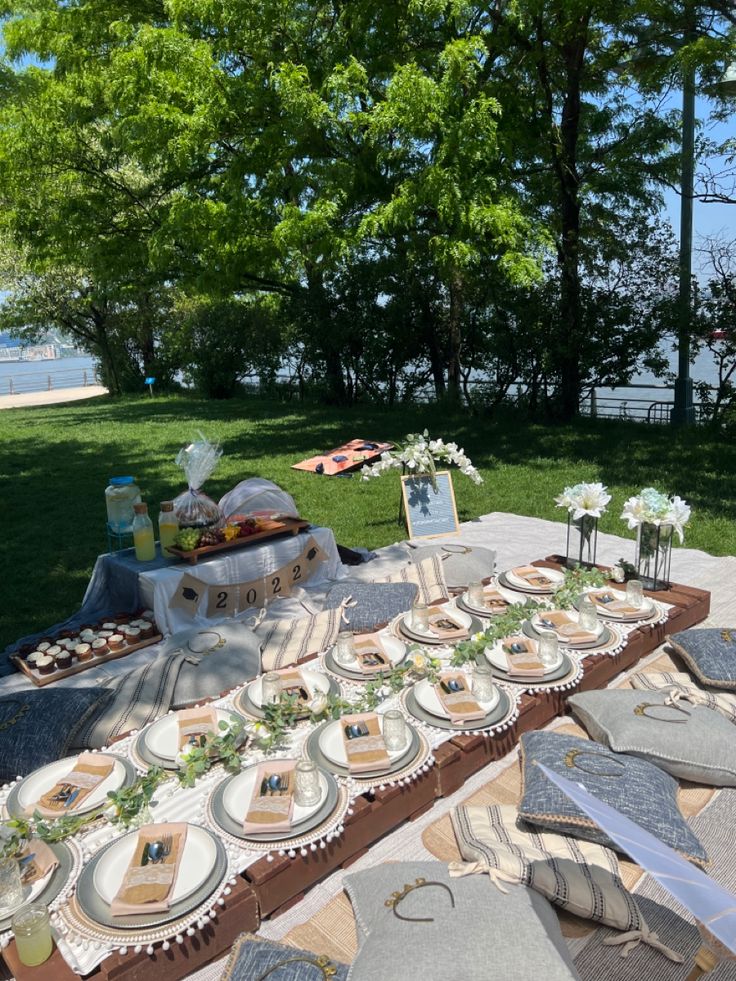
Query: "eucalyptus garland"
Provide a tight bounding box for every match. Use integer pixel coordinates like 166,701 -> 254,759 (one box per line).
551,566 -> 609,610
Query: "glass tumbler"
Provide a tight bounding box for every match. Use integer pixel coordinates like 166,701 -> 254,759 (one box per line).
294,761 -> 322,807
578,596 -> 599,632
626,579 -> 645,608
472,663 -> 494,702
411,601 -> 429,632
382,709 -> 408,751
261,671 -> 282,705
0,858 -> 23,918
335,631 -> 356,665
467,581 -> 485,608
538,632 -> 559,667
12,904 -> 53,967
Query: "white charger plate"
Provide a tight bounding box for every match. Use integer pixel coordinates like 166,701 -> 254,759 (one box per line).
143,709 -> 243,762
12,755 -> 130,817
505,566 -> 565,591
401,604 -> 472,639
413,677 -> 499,720
92,825 -> 217,907
222,761 -> 327,827
246,667 -> 332,709
318,716 -> 410,769
485,638 -> 563,675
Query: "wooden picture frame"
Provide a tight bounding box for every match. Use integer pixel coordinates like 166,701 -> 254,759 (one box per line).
400,470 -> 460,539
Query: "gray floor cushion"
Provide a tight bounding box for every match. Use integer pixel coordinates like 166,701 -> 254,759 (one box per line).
410,544 -> 497,589
344,860 -> 581,980
324,582 -> 418,632
161,622 -> 263,707
518,731 -> 708,867
668,628 -> 736,690
222,932 -> 348,980
569,689 -> 736,786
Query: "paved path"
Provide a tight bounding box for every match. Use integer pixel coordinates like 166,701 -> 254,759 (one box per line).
0,385 -> 108,409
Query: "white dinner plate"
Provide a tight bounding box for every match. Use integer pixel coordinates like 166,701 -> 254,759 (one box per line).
583,589 -> 655,621
246,668 -> 331,710
401,604 -> 473,639
460,583 -> 526,614
92,824 -> 217,908
505,567 -> 565,591
531,609 -> 604,640
13,755 -> 129,817
143,709 -> 242,762
318,716 -> 411,769
221,761 -> 328,827
413,677 -> 499,720
485,638 -> 563,674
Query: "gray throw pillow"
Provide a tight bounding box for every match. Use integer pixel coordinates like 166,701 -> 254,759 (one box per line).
518,731 -> 708,867
410,544 -> 496,589
161,622 -> 263,708
344,861 -> 580,981
222,932 -> 348,981
569,689 -> 736,786
324,582 -> 418,632
668,628 -> 736,690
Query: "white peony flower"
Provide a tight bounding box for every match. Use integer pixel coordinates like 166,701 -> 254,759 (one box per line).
308,694 -> 329,715
667,496 -> 691,543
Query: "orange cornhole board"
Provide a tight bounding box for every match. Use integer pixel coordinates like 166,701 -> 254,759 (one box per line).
292,439 -> 393,475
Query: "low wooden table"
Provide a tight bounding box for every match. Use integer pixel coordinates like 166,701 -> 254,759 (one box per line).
4,559 -> 710,980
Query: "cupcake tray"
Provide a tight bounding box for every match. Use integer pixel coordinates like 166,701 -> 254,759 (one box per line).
11,616 -> 162,688
166,517 -> 311,565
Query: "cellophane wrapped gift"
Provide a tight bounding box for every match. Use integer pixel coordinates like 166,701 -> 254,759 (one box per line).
173,434 -> 223,529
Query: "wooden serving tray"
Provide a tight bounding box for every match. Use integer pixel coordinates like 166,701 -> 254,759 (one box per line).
12,634 -> 162,687
167,517 -> 311,564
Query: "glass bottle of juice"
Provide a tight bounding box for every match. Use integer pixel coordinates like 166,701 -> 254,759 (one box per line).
132,503 -> 156,561
158,501 -> 179,557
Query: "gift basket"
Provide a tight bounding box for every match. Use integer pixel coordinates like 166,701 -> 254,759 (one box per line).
173,434 -> 224,535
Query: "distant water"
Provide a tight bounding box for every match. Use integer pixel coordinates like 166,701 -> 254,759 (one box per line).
0,355 -> 99,395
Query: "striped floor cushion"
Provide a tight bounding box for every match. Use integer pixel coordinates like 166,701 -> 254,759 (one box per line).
381,554 -> 449,605
450,804 -> 682,962
631,670 -> 736,725
259,608 -> 344,672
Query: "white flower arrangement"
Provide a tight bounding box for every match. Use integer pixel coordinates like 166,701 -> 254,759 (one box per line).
361,430 -> 483,486
620,487 -> 691,543
554,482 -> 611,520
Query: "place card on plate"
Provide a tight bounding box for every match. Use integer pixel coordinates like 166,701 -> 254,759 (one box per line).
242,761 -> 296,835
425,607 -> 470,642
434,673 -> 485,724
34,752 -> 115,817
18,839 -> 59,887
110,823 -> 188,916
501,636 -> 546,678
177,706 -> 219,751
341,713 -> 391,774
353,634 -> 392,674
536,611 -> 598,645
511,566 -> 555,590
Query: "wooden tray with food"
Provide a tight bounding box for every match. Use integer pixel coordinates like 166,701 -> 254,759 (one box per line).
12,612 -> 162,687
167,515 -> 311,565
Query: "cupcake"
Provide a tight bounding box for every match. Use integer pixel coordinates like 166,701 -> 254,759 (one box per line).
142,609 -> 155,621
124,626 -> 141,644
17,643 -> 34,657
58,629 -> 75,640
46,645 -> 62,660
101,622 -> 118,632
75,643 -> 93,662
36,655 -> 56,675
92,638 -> 108,657
138,620 -> 155,639
26,651 -> 44,668
55,651 -> 72,670
37,642 -> 51,652
107,634 -> 124,651
80,629 -> 96,642
98,630 -> 113,639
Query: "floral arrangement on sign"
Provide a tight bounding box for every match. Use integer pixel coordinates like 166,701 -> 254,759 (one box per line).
361,431 -> 483,488
620,488 -> 691,542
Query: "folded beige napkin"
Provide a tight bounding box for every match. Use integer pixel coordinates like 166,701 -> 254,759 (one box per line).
480,587 -> 509,613
536,611 -> 598,645
242,760 -> 296,835
589,590 -> 642,617
177,706 -> 219,751
18,839 -> 59,887
110,823 -> 188,916
341,713 -> 391,774
511,565 -> 555,589
276,667 -> 313,706
501,636 -> 546,678
426,607 -> 470,642
353,633 -> 392,675
434,673 -> 486,725
34,753 -> 115,817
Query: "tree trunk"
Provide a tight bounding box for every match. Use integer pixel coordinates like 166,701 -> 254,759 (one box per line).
447,269 -> 464,403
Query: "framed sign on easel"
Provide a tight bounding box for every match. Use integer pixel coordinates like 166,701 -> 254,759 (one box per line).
400,470 -> 460,539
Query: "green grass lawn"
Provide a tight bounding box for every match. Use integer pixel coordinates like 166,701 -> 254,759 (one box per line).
1,392 -> 734,649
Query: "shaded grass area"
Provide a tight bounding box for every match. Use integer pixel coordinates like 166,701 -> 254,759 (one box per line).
1,392 -> 734,649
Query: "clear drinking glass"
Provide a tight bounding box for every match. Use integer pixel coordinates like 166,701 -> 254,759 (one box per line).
578,596 -> 599,632
411,601 -> 429,631
382,709 -> 408,751
293,761 -> 322,807
12,904 -> 53,967
0,858 -> 23,918
471,663 -> 494,702
261,671 -> 282,705
626,579 -> 645,608
467,581 -> 485,607
335,631 -> 356,665
538,632 -> 559,667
